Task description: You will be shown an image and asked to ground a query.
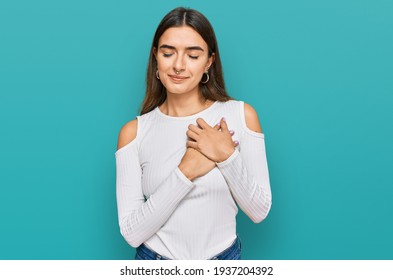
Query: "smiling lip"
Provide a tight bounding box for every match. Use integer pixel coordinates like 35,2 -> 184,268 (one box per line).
168,74 -> 189,82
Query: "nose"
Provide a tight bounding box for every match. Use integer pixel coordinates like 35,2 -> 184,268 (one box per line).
173,53 -> 185,74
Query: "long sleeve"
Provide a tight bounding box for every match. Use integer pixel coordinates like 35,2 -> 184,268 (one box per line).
216,131 -> 272,223
115,141 -> 194,247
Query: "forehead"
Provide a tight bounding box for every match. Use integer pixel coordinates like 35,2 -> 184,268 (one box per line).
158,26 -> 207,49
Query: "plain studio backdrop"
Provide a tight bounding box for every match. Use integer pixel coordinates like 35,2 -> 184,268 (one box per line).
0,0 -> 392,259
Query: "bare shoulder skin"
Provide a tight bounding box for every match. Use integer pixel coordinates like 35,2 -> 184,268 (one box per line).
117,119 -> 138,150
244,103 -> 263,133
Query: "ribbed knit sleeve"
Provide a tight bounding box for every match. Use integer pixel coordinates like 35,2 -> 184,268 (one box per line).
216,132 -> 272,223
115,141 -> 195,247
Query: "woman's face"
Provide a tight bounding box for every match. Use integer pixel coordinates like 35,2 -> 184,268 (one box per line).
155,26 -> 214,97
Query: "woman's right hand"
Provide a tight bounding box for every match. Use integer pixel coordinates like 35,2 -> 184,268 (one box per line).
178,148 -> 216,181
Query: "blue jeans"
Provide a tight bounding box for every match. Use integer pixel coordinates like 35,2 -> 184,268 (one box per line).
135,236 -> 242,260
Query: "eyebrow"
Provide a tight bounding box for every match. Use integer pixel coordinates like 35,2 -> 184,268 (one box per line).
159,44 -> 204,52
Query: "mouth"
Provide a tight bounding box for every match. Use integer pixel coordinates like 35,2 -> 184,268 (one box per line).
168,75 -> 189,82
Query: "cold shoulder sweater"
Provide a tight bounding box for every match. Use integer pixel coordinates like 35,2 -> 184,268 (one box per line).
115,100 -> 272,259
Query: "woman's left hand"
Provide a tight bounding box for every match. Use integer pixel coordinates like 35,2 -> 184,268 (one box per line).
186,117 -> 236,163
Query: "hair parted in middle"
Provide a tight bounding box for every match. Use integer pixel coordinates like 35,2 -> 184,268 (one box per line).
140,7 -> 231,115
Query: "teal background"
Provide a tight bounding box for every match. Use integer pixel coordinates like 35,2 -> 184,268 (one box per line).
1,0 -> 392,259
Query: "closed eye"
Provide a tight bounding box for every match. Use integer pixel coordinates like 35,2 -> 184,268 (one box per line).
189,55 -> 199,59
163,53 -> 173,57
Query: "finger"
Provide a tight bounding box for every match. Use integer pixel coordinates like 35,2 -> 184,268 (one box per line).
196,118 -> 210,129
220,117 -> 229,132
186,140 -> 198,150
213,123 -> 221,130
188,124 -> 203,134
186,129 -> 199,141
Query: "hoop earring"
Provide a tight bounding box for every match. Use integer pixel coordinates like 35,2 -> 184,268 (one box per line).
201,72 -> 209,84
156,70 -> 160,80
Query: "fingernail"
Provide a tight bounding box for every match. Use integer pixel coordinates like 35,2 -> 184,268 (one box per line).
216,123 -> 221,127
234,140 -> 239,146
229,130 -> 234,135
222,117 -> 226,121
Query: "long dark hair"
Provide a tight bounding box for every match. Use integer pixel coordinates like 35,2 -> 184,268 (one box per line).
140,7 -> 230,115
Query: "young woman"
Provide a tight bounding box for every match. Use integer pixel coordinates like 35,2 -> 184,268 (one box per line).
115,7 -> 272,260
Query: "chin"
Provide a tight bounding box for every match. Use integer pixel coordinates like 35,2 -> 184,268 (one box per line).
164,84 -> 198,96
169,90 -> 191,96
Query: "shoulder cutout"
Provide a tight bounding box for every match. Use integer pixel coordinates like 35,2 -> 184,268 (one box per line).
117,119 -> 138,150
244,103 -> 263,133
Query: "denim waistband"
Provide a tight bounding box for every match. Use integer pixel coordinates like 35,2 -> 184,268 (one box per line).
135,236 -> 241,260
210,236 -> 241,260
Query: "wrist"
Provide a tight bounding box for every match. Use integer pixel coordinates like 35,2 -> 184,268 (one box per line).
178,163 -> 196,181
216,147 -> 235,163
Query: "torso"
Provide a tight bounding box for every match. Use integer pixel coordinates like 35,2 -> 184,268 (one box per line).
135,100 -> 246,259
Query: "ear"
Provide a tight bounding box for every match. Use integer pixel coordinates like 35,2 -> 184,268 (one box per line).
205,52 -> 215,71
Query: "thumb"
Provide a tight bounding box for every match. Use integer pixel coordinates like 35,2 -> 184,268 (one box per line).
220,117 -> 229,132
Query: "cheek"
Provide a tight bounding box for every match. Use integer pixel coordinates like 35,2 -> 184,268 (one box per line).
192,65 -> 207,78
189,60 -> 207,73
156,57 -> 172,70
194,57 -> 210,71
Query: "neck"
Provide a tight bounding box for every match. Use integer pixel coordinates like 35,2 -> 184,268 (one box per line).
160,92 -> 213,117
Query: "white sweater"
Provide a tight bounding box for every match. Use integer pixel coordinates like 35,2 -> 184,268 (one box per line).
115,100 -> 272,259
